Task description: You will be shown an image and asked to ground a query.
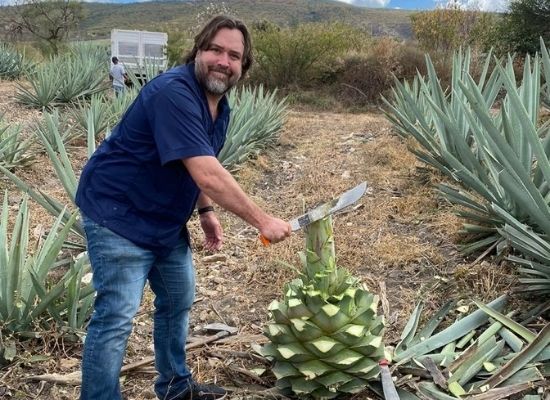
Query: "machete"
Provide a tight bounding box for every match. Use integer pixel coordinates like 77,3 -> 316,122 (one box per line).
260,181 -> 367,245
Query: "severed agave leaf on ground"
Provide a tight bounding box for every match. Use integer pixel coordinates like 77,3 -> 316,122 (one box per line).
261,215 -> 385,399
392,299 -> 549,399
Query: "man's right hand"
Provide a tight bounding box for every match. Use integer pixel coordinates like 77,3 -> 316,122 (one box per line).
259,216 -> 292,244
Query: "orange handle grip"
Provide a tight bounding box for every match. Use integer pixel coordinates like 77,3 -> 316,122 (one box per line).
259,234 -> 271,246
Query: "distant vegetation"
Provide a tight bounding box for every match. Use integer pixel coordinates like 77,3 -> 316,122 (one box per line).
0,0 -> 414,41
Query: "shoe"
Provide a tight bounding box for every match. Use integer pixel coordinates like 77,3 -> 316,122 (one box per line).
179,381 -> 227,400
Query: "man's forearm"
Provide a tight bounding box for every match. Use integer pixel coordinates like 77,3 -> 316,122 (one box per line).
196,192 -> 213,209
183,156 -> 270,230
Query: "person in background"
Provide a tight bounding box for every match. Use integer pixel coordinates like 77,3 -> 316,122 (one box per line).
109,56 -> 127,97
76,15 -> 291,400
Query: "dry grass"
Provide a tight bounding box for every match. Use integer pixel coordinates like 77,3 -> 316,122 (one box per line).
0,83 -> 519,399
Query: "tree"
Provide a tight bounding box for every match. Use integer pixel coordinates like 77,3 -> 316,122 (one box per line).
501,0 -> 550,54
5,0 -> 83,55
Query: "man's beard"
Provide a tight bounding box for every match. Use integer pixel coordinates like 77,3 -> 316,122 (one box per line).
195,61 -> 240,95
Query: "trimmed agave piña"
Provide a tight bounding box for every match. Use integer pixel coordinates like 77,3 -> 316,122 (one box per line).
262,216 -> 385,399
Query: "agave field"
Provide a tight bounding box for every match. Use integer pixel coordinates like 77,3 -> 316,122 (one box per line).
0,41 -> 549,399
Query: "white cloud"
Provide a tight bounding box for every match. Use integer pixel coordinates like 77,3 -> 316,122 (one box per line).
439,0 -> 510,12
334,0 -> 391,7
467,0 -> 510,12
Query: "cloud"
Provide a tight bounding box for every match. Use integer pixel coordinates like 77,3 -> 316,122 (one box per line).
439,0 -> 510,12
467,0 -> 509,12
334,0 -> 391,7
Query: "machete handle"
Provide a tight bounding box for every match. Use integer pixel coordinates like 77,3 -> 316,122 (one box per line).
259,234 -> 271,246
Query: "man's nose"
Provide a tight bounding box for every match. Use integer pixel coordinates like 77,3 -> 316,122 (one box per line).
216,52 -> 230,67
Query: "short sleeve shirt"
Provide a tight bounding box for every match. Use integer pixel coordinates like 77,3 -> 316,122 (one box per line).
110,64 -> 126,88
76,63 -> 230,256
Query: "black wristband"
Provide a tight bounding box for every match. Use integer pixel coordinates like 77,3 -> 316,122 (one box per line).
197,206 -> 215,215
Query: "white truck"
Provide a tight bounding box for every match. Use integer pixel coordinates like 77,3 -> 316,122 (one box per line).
110,29 -> 168,82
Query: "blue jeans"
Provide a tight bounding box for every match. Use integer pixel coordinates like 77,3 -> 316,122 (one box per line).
80,214 -> 195,400
113,85 -> 124,97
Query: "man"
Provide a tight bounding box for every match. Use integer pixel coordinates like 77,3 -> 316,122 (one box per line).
109,56 -> 127,97
76,15 -> 291,400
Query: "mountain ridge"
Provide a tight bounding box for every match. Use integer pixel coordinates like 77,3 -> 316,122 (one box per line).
74,0 -> 414,39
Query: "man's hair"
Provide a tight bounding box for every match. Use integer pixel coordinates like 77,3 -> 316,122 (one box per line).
112,56 -> 118,63
183,15 -> 253,78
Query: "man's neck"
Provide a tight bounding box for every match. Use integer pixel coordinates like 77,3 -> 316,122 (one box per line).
206,93 -> 222,121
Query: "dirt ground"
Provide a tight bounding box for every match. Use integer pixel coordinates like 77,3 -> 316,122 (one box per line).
0,81 -> 519,399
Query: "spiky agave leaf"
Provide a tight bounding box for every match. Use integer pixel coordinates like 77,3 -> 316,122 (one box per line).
262,215 -> 385,399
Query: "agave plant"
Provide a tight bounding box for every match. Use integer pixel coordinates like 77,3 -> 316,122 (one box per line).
0,43 -> 33,80
124,55 -> 169,90
70,89 -> 138,140
0,192 -> 93,335
16,44 -> 109,109
0,111 -> 86,245
16,61 -> 63,109
220,85 -> 287,169
261,215 -> 385,399
384,46 -> 550,255
542,38 -> 550,109
0,117 -> 35,169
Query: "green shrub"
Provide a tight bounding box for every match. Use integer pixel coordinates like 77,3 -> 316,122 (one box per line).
250,22 -> 368,89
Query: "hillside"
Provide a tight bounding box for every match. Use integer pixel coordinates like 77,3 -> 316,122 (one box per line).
3,0 -> 414,41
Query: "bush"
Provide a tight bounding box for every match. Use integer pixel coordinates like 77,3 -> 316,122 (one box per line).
335,38 -> 432,106
250,22 -> 368,89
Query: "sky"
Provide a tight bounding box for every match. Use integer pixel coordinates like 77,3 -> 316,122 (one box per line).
333,0 -> 510,12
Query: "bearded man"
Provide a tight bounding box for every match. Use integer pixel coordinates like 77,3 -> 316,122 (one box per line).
76,15 -> 291,400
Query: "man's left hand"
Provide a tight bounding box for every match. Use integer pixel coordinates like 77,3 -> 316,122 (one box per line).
199,212 -> 223,251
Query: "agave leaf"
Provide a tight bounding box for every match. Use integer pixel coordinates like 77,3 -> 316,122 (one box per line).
456,330 -> 476,349
417,382 -> 459,400
272,361 -> 300,380
395,302 -> 424,354
498,326 -> 525,353
289,377 -> 321,394
501,366 -> 544,387
295,359 -> 332,379
481,323 -> 550,389
450,338 -> 505,386
467,382 -> 542,400
474,301 -> 536,343
394,295 -> 507,362
276,343 -> 314,362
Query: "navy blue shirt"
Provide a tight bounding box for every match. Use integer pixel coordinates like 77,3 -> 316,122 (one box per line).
76,63 -> 230,256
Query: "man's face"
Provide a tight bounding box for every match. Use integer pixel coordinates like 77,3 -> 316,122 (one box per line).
195,28 -> 244,96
